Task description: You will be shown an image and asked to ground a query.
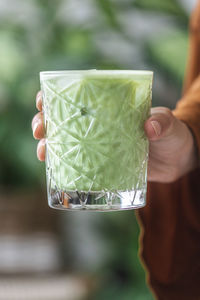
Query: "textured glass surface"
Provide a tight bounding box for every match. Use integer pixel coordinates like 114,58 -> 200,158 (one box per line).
40,70 -> 153,211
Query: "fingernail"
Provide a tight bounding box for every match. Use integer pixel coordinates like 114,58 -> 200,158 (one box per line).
33,122 -> 39,136
36,92 -> 42,106
151,120 -> 161,136
36,91 -> 42,100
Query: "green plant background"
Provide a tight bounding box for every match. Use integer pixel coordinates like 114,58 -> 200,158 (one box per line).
0,0 -> 192,299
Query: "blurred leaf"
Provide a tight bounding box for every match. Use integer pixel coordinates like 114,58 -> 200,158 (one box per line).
133,0 -> 187,19
147,30 -> 188,82
61,29 -> 95,59
17,76 -> 40,109
0,31 -> 26,83
95,0 -> 122,30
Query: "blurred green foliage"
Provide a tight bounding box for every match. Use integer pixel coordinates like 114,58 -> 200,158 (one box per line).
90,211 -> 154,300
0,0 -> 190,298
133,0 -> 187,18
148,31 -> 189,83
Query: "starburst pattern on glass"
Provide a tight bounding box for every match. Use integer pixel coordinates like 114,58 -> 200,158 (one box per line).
40,70 -> 153,211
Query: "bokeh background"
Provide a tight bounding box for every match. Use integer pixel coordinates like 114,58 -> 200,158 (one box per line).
0,0 -> 196,299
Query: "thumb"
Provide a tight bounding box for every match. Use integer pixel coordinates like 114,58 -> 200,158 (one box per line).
144,107 -> 176,141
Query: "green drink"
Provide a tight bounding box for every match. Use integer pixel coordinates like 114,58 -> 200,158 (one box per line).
40,70 -> 153,211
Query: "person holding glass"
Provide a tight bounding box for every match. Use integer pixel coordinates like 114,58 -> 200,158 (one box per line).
32,1 -> 200,299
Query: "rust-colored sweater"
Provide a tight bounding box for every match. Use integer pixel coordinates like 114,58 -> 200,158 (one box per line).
137,2 -> 200,300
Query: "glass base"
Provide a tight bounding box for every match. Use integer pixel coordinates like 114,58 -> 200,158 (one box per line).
48,189 -> 146,211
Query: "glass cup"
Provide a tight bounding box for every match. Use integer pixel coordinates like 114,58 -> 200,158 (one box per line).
40,70 -> 153,211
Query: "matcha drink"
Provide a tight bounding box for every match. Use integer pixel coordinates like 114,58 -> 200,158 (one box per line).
40,70 -> 153,211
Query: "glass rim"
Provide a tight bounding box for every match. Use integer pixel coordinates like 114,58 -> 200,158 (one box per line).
40,69 -> 153,80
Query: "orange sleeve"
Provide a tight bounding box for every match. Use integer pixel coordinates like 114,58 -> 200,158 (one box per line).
173,75 -> 200,154
183,0 -> 200,93
173,0 -> 200,153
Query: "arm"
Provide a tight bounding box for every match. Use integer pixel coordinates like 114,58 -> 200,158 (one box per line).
173,74 -> 200,154
137,52 -> 200,300
137,4 -> 200,297
137,78 -> 200,300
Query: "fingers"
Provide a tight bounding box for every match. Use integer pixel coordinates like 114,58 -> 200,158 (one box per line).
144,107 -> 175,141
36,91 -> 42,111
33,91 -> 45,161
37,139 -> 46,161
32,111 -> 45,139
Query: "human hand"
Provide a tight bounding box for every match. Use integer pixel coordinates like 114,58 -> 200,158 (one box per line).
31,91 -> 45,161
144,107 -> 198,182
32,92 -> 198,182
